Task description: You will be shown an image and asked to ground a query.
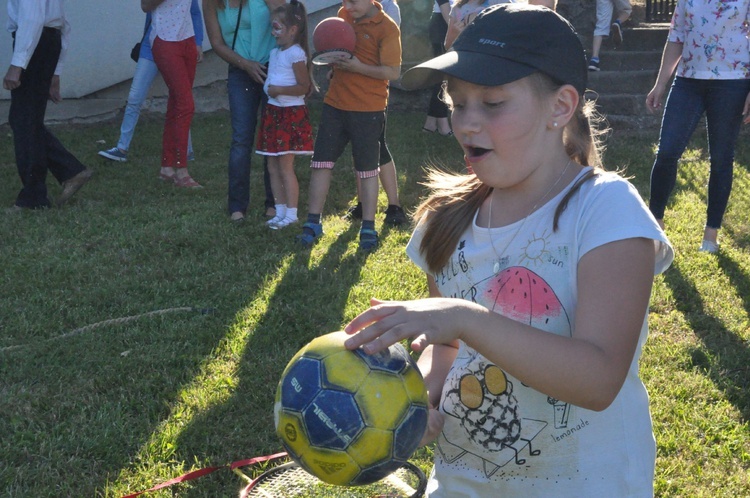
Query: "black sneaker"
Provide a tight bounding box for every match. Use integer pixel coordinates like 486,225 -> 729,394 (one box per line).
610,22 -> 623,48
346,202 -> 363,220
384,204 -> 407,225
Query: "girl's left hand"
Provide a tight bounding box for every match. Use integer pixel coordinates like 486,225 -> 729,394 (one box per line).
419,405 -> 445,447
344,297 -> 476,354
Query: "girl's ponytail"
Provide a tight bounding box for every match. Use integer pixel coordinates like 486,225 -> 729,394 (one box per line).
554,97 -> 608,230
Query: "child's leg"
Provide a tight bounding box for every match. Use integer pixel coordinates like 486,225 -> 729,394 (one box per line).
359,175 -> 379,222
350,110 -> 385,250
266,155 -> 292,226
305,105 -> 347,218
590,0 -> 613,67
278,154 -> 299,210
377,127 -> 400,207
298,104 -> 347,245
269,154 -> 299,228
267,155 -> 286,206
307,168 -> 332,215
379,161 -> 399,206
614,0 -> 632,23
591,35 -> 604,60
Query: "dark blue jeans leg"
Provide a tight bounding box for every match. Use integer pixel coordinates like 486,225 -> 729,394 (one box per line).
227,66 -> 261,215
703,79 -> 750,229
648,77 -> 706,220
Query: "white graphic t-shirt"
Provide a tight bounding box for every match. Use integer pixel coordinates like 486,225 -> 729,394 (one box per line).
406,169 -> 673,497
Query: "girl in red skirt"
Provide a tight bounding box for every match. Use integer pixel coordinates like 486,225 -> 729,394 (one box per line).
256,0 -> 314,229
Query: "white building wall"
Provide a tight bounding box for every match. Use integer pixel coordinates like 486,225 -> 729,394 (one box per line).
0,0 -> 340,101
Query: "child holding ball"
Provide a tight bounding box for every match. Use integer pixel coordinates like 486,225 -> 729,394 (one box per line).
344,4 -> 673,495
255,0 -> 314,229
296,0 -> 401,251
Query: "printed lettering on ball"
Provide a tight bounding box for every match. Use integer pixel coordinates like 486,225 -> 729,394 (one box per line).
274,331 -> 429,486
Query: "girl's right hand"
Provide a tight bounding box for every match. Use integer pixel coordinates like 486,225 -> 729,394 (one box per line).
344,297 -> 477,355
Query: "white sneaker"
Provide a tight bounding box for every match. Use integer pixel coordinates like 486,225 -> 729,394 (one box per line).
698,240 -> 719,253
270,217 -> 299,230
266,215 -> 284,227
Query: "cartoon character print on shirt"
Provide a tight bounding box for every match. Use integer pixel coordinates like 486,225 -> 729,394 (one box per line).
436,230 -> 573,478
439,352 -> 537,475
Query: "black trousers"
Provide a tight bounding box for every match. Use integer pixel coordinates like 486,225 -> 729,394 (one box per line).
427,12 -> 449,119
9,27 -> 85,208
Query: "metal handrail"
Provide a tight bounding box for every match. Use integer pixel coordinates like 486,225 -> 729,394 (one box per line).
645,0 -> 675,22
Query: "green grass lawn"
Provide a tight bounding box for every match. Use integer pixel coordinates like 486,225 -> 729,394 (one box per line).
1,104 -> 749,497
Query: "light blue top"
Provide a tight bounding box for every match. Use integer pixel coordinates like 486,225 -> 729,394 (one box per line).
139,0 -> 204,62
217,0 -> 276,64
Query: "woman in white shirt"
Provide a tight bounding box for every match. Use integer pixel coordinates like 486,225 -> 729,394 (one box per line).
142,0 -> 202,188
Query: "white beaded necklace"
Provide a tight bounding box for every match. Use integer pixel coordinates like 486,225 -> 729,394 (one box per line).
487,160 -> 573,274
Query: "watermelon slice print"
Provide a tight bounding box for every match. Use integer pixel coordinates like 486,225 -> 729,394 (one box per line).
484,267 -> 570,333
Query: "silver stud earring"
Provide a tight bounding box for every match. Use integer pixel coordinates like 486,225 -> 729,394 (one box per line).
552,121 -> 559,128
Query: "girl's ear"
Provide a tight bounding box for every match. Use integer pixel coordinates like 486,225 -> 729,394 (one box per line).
547,84 -> 579,130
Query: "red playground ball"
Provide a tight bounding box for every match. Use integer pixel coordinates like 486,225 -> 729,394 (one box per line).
312,17 -> 356,64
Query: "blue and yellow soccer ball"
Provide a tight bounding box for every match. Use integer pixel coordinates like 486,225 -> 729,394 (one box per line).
274,331 -> 429,486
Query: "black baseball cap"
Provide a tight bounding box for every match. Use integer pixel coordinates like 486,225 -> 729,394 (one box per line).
401,3 -> 587,95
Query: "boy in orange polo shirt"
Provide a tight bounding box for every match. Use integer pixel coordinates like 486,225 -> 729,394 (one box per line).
297,0 -> 401,252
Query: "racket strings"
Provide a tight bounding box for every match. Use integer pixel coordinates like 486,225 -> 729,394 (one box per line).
244,462 -> 426,498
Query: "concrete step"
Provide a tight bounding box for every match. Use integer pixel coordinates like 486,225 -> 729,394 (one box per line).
588,69 -> 658,95
600,112 -> 662,130
595,50 -> 662,71
588,93 -> 651,116
618,25 -> 670,51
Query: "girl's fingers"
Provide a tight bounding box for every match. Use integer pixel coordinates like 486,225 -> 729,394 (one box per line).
345,316 -> 398,352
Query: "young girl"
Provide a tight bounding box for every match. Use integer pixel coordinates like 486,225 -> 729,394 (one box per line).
344,5 -> 673,496
444,0 -> 510,50
255,0 -> 314,229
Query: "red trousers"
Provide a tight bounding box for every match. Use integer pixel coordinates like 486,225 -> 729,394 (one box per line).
152,36 -> 196,168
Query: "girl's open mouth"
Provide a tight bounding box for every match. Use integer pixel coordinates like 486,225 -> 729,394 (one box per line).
464,145 -> 491,162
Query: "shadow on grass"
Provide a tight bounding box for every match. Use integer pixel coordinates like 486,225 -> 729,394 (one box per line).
166,223 -> 371,496
662,258 -> 750,420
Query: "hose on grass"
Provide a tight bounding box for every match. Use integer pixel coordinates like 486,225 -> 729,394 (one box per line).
0,306 -> 216,353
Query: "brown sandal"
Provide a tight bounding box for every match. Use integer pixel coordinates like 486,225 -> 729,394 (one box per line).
174,175 -> 203,189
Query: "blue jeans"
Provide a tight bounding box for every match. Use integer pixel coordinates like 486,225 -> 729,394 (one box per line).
118,57 -> 192,154
650,76 -> 750,229
226,65 -> 273,214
